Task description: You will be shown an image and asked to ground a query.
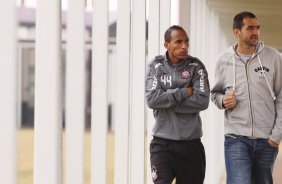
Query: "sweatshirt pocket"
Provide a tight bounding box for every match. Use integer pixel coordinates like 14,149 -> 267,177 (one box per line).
226,101 -> 249,125
253,101 -> 275,128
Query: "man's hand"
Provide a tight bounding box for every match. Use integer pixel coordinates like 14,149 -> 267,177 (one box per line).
185,87 -> 193,96
268,139 -> 279,148
223,91 -> 237,110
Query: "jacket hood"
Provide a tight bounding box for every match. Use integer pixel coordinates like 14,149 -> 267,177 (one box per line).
230,41 -> 265,57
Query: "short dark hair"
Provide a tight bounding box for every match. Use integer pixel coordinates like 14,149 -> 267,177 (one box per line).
164,25 -> 186,42
233,11 -> 257,30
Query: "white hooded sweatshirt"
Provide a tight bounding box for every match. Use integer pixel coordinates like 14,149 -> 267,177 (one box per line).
211,41 -> 282,143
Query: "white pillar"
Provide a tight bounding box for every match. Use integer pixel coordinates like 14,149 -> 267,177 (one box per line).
159,0 -> 171,54
34,1 -> 62,184
189,0 -> 197,55
147,1 -> 171,183
129,0 -> 146,183
147,1 -> 161,183
148,0 -> 160,59
205,9 -> 226,183
203,5 -> 227,184
91,0 -> 109,184
0,1 -> 17,184
171,0 -> 180,25
17,45 -> 23,128
178,0 -> 191,36
114,0 -> 131,183
188,1 -> 226,183
65,0 -> 85,184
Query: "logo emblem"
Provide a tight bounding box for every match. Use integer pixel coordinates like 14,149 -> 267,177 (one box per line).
198,69 -> 205,92
255,66 -> 269,77
180,69 -> 191,79
151,166 -> 158,182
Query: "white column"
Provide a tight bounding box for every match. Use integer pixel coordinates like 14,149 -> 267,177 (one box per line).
114,0 -> 131,183
159,0 -> 171,53
147,0 -> 171,183
17,46 -> 23,128
197,1 -> 213,183
130,0 -> 146,183
196,0 -> 203,57
189,0 -> 197,55
148,0 -> 160,60
65,0 -> 85,184
199,0 -> 206,59
147,1 -> 160,183
0,1 -> 17,184
178,0 -> 191,36
34,1 -> 62,184
189,0 -> 203,57
205,9 -> 226,183
188,1 -> 226,183
171,0 -> 180,25
91,0 -> 109,184
204,4 -> 227,184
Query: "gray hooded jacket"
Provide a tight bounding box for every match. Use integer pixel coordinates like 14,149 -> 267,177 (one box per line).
211,41 -> 282,143
145,53 -> 210,141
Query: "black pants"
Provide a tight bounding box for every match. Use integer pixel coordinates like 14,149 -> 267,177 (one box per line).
150,137 -> 206,184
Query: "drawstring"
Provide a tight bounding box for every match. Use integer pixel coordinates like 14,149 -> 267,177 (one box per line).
257,55 -> 276,101
232,54 -> 276,101
232,55 -> 236,91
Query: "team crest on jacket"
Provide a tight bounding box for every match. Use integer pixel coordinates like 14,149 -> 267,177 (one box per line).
151,166 -> 158,181
179,69 -> 191,79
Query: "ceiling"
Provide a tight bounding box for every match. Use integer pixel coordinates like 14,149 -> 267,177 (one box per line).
207,0 -> 282,52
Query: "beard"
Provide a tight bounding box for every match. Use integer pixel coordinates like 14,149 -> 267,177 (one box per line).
244,36 -> 258,48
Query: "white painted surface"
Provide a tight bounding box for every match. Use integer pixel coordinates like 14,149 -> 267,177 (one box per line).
65,0 -> 85,184
91,0 -> 109,184
130,0 -> 146,183
114,0 -> 131,183
0,1 -> 17,184
34,1 -> 62,184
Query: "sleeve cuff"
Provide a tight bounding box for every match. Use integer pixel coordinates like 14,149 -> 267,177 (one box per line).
217,94 -> 225,109
269,134 -> 282,144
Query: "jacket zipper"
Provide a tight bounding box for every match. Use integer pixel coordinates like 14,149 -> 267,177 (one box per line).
245,59 -> 255,137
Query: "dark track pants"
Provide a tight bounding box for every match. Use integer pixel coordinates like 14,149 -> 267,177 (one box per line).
150,137 -> 206,184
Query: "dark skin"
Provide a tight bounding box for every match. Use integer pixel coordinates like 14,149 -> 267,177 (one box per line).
164,29 -> 193,95
224,17 -> 278,147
